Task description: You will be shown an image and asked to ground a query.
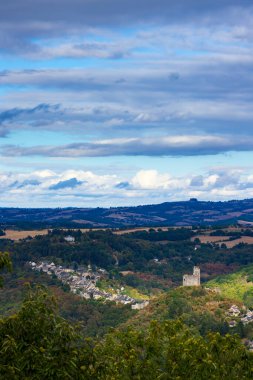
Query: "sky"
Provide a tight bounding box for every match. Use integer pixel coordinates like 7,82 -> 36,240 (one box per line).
1,0 -> 253,207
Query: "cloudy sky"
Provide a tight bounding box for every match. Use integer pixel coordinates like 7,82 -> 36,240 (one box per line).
1,0 -> 253,207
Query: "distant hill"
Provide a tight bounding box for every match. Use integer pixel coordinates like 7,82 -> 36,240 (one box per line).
2,198 -> 253,228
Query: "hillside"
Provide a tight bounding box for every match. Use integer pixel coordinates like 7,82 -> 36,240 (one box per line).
2,266 -> 253,340
2,249 -> 253,378
121,286 -> 247,336
207,265 -> 253,307
2,198 -> 253,228
0,268 -> 136,337
2,227 -> 253,341
1,285 -> 253,380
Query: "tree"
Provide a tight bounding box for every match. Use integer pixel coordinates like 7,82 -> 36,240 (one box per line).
0,251 -> 12,287
0,286 -> 252,379
92,320 -> 253,379
0,286 -> 88,379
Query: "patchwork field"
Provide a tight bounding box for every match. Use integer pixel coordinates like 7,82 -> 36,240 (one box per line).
0,226 -> 180,240
0,229 -> 49,240
192,234 -> 253,247
114,226 -> 172,235
192,235 -> 229,243
221,236 -> 253,248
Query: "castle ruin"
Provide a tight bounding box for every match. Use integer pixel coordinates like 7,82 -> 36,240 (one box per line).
183,266 -> 200,286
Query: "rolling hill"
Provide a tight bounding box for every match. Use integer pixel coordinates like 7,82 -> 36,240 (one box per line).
2,198 -> 253,229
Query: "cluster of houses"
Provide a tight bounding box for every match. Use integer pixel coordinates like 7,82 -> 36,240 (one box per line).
227,304 -> 253,327
227,305 -> 253,351
28,261 -> 149,309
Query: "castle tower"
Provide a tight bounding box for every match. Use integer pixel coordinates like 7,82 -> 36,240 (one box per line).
183,266 -> 200,286
193,266 -> 200,285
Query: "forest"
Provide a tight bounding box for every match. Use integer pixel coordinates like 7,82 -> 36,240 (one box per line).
0,270 -> 253,379
2,227 -> 253,287
1,227 -> 253,377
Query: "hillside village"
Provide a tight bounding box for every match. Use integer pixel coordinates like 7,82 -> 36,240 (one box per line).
28,261 -> 149,309
228,304 -> 253,327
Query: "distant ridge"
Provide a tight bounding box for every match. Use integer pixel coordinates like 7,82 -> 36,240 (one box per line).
1,198 -> 253,229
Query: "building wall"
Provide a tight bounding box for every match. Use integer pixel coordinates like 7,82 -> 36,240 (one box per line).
183,266 -> 200,286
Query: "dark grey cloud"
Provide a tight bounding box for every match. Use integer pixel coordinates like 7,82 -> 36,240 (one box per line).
0,104 -> 64,136
115,181 -> 131,189
3,64 -> 253,95
0,102 -> 137,137
17,179 -> 41,188
1,1 -> 249,27
49,177 -> 83,190
3,134 -> 253,157
190,175 -> 204,187
0,1 -> 251,53
0,104 -> 59,124
2,65 -> 253,107
0,127 -> 9,138
7,179 -> 41,189
2,63 -> 253,140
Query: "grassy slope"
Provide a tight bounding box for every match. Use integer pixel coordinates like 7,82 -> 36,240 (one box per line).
207,265 -> 253,307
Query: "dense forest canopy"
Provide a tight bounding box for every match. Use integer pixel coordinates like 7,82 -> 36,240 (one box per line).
1,227 -> 253,287
0,284 -> 253,379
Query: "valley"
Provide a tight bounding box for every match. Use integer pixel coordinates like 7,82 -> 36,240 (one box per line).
2,223 -> 253,377
2,225 -> 253,338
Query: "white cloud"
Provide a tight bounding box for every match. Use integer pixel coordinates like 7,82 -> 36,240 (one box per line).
131,170 -> 170,189
1,166 -> 253,207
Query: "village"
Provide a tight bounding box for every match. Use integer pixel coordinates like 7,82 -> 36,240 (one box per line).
227,304 -> 253,327
28,261 -> 149,310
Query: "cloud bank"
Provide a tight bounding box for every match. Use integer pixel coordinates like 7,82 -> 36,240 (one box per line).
3,134 -> 253,157
1,167 -> 253,207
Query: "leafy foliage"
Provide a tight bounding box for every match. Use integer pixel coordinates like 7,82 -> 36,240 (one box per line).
123,286 -> 233,337
207,265 -> 253,307
0,286 -> 85,379
0,268 -> 136,337
93,320 -> 253,380
0,251 -> 12,287
0,289 -> 252,379
0,254 -> 253,378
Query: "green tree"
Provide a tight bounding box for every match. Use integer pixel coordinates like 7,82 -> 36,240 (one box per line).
92,320 -> 253,379
0,251 -> 12,287
0,287 -> 88,379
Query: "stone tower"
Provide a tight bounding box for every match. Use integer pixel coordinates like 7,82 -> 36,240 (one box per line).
183,266 -> 200,286
193,266 -> 200,283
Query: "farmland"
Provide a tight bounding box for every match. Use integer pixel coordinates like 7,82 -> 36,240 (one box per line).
0,226 -> 184,241
192,233 -> 253,248
0,229 -> 48,241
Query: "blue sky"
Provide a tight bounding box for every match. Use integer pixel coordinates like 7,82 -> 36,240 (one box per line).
1,0 -> 253,207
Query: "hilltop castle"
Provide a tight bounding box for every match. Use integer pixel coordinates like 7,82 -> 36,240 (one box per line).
183,266 -> 200,286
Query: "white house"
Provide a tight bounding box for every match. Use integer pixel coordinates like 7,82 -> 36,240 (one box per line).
64,235 -> 75,243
